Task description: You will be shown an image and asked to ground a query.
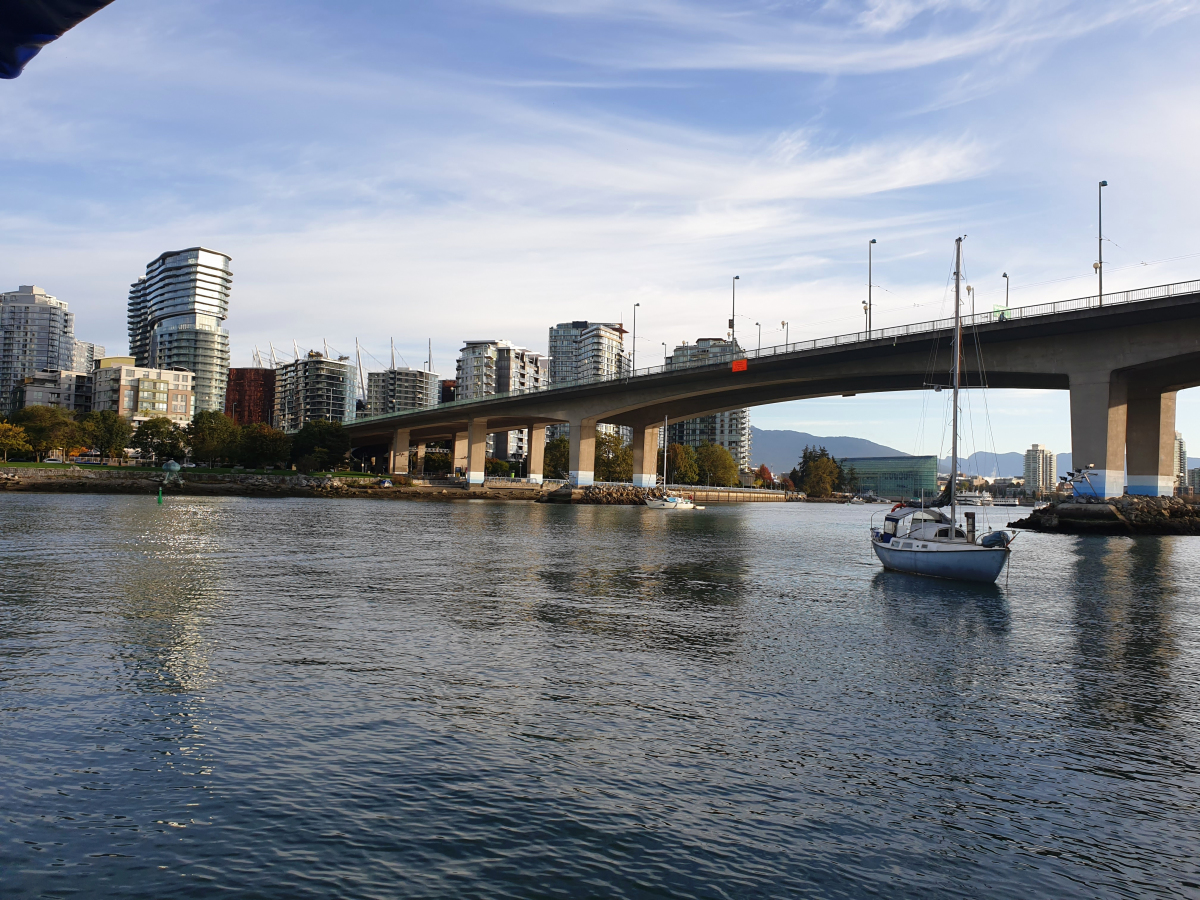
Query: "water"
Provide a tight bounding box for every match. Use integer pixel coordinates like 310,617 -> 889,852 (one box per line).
2,495 -> 1198,899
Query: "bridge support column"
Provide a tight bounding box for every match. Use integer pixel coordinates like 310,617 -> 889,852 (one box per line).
1126,386 -> 1177,495
568,418 -> 596,486
1069,371 -> 1126,498
414,443 -> 426,475
467,419 -> 488,487
632,425 -> 661,487
453,431 -> 468,478
389,428 -> 410,476
527,425 -> 546,484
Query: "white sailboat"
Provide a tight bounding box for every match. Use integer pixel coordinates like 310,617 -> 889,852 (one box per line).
646,416 -> 699,510
869,237 -> 1014,583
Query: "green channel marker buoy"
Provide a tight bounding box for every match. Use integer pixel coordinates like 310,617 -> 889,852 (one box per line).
158,487 -> 163,505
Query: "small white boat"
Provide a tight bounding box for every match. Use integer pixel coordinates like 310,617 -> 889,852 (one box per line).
646,494 -> 696,510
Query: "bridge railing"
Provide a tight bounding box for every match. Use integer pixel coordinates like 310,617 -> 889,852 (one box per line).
355,278 -> 1200,423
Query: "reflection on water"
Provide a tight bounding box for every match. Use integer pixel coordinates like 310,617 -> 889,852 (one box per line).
1,495 -> 1198,900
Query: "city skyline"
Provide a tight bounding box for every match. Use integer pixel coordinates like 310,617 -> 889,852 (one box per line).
2,1 -> 1198,455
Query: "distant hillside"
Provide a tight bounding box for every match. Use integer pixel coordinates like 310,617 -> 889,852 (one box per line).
751,427 -> 907,473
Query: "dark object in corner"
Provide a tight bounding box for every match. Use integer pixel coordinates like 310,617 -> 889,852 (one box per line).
0,0 -> 115,79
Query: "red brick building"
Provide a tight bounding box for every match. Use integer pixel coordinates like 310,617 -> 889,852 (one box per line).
225,367 -> 276,425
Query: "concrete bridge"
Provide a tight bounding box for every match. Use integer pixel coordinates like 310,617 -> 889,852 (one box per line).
347,279 -> 1200,497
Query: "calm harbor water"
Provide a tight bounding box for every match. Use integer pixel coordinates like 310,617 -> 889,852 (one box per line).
2,494 -> 1198,898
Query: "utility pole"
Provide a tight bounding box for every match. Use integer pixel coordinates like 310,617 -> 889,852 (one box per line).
1097,180 -> 1108,306
730,276 -> 739,342
868,238 -> 876,336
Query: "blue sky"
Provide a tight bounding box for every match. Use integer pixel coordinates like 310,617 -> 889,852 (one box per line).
2,0 -> 1199,462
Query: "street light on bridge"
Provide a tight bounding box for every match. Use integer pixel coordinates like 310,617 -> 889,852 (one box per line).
756,321 -> 761,352
868,238 -> 877,337
1098,180 -> 1108,307
632,302 -> 640,373
782,320 -> 788,347
730,276 -> 739,342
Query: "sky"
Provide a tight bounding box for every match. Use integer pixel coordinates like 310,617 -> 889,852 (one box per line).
2,0 -> 1199,462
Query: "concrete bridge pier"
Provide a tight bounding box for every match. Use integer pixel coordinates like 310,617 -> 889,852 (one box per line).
632,425 -> 661,487
527,425 -> 546,483
1069,371 -> 1127,498
454,431 -> 468,477
389,428 -> 410,476
1126,386 -> 1177,496
413,442 -> 426,475
467,419 -> 489,486
568,418 -> 597,486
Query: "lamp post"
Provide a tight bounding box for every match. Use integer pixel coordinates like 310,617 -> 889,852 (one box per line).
868,238 -> 877,336
862,300 -> 869,332
730,276 -> 739,343
632,302 -> 640,374
662,342 -> 668,367
782,320 -> 788,347
1002,272 -> 1009,307
1097,180 -> 1108,306
756,322 -> 761,353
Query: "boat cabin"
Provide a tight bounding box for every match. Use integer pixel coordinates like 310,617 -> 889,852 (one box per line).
877,508 -> 967,543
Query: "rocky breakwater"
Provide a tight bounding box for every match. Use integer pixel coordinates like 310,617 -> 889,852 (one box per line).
539,484 -> 665,505
1009,496 -> 1200,536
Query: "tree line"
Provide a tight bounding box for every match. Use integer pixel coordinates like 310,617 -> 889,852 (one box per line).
0,406 -> 352,472
785,445 -> 859,498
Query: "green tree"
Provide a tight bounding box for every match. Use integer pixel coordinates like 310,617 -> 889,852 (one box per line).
132,417 -> 188,463
664,442 -> 699,485
543,435 -> 569,479
291,419 -> 350,471
485,457 -> 511,476
78,410 -> 134,461
0,422 -> 32,461
594,431 -> 633,482
187,410 -> 241,466
696,440 -> 739,486
12,406 -> 78,460
239,423 -> 291,468
420,452 -> 451,475
789,445 -> 846,498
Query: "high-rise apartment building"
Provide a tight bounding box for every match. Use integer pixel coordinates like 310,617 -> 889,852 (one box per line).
456,340 -> 549,459
1023,444 -> 1056,493
273,351 -> 357,433
91,356 -> 196,427
72,341 -> 105,374
1188,467 -> 1200,493
664,338 -> 751,470
367,367 -> 440,416
18,369 -> 93,415
547,320 -> 628,440
225,367 -> 277,425
1174,432 -> 1187,490
0,285 -> 76,414
128,247 -> 232,415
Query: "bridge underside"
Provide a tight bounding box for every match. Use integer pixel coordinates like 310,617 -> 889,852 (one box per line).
347,290 -> 1200,494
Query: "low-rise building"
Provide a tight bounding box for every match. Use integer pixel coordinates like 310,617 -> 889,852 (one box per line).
90,356 -> 196,427
18,369 -> 93,414
841,456 -> 938,500
225,367 -> 276,425
273,351 -> 356,433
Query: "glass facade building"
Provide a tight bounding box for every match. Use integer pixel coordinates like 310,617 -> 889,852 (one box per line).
128,247 -> 232,415
840,455 -> 938,500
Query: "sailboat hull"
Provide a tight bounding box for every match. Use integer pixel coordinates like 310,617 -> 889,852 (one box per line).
872,541 -> 1009,583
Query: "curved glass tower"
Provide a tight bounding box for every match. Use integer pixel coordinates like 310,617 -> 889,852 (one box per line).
128,247 -> 232,414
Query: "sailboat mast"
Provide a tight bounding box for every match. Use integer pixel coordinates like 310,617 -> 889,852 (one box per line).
952,237 -> 962,537
663,415 -> 669,486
